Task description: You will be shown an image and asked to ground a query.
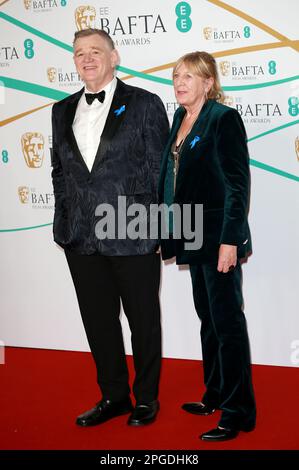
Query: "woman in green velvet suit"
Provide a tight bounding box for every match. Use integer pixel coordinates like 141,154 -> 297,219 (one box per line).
159,51 -> 256,441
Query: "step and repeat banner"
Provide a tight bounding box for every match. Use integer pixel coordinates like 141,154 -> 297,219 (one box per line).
0,0 -> 298,367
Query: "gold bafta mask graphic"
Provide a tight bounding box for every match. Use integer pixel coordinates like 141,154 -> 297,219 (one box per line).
21,132 -> 45,168
47,67 -> 57,83
203,27 -> 212,40
223,96 -> 234,107
23,0 -> 32,9
219,61 -> 230,77
295,136 -> 299,161
18,186 -> 30,204
75,5 -> 96,31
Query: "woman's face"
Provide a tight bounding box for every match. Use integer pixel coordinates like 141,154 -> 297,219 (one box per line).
173,63 -> 211,108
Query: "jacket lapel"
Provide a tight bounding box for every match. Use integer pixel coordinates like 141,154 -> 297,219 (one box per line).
158,107 -> 185,197
175,100 -> 215,189
180,99 -> 215,155
64,87 -> 90,174
158,100 -> 216,198
90,78 -> 131,173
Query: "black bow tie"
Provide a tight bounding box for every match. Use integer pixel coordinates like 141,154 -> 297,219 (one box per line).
85,90 -> 105,105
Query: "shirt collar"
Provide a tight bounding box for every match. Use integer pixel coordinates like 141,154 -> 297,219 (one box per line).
84,76 -> 117,99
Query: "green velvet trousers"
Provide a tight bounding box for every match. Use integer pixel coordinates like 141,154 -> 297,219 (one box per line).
189,261 -> 256,430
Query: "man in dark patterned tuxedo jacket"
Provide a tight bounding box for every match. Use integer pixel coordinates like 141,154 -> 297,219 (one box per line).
51,28 -> 169,427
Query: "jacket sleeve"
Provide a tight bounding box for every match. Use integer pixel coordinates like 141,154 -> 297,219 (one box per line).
216,108 -> 250,246
144,94 -> 169,198
51,104 -> 68,241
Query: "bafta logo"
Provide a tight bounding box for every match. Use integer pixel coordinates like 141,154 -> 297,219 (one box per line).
203,27 -> 212,40
219,61 -> 231,77
18,186 -> 30,204
223,96 -> 234,107
47,67 -> 57,83
21,132 -> 45,168
23,0 -> 32,9
75,5 -> 96,31
295,136 -> 299,161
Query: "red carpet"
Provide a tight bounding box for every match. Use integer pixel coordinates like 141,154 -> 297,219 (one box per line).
0,347 -> 298,450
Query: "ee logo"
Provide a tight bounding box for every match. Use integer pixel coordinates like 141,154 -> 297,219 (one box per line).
176,2 -> 192,33
24,39 -> 34,59
2,150 -> 8,164
243,26 -> 251,38
288,97 -> 299,117
268,60 -> 277,75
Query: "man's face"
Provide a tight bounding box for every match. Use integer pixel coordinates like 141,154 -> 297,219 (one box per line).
75,6 -> 96,30
73,34 -> 118,90
22,133 -> 44,168
47,68 -> 56,82
295,137 -> 299,160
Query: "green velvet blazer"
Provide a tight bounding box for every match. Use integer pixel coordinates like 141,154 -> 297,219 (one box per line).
158,99 -> 252,265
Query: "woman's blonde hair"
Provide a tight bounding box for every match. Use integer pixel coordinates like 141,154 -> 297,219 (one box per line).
173,51 -> 223,101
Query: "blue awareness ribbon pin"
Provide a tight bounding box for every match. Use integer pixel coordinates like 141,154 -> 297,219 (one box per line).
190,136 -> 200,149
114,105 -> 126,116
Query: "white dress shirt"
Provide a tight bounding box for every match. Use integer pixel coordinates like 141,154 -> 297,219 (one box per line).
72,76 -> 117,172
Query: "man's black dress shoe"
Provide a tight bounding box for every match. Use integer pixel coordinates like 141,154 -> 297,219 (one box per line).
182,402 -> 216,416
76,398 -> 133,426
200,426 -> 239,441
127,400 -> 159,426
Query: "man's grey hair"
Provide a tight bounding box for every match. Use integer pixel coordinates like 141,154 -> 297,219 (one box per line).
73,28 -> 115,50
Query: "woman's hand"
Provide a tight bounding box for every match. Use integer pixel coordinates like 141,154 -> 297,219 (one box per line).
217,244 -> 237,273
